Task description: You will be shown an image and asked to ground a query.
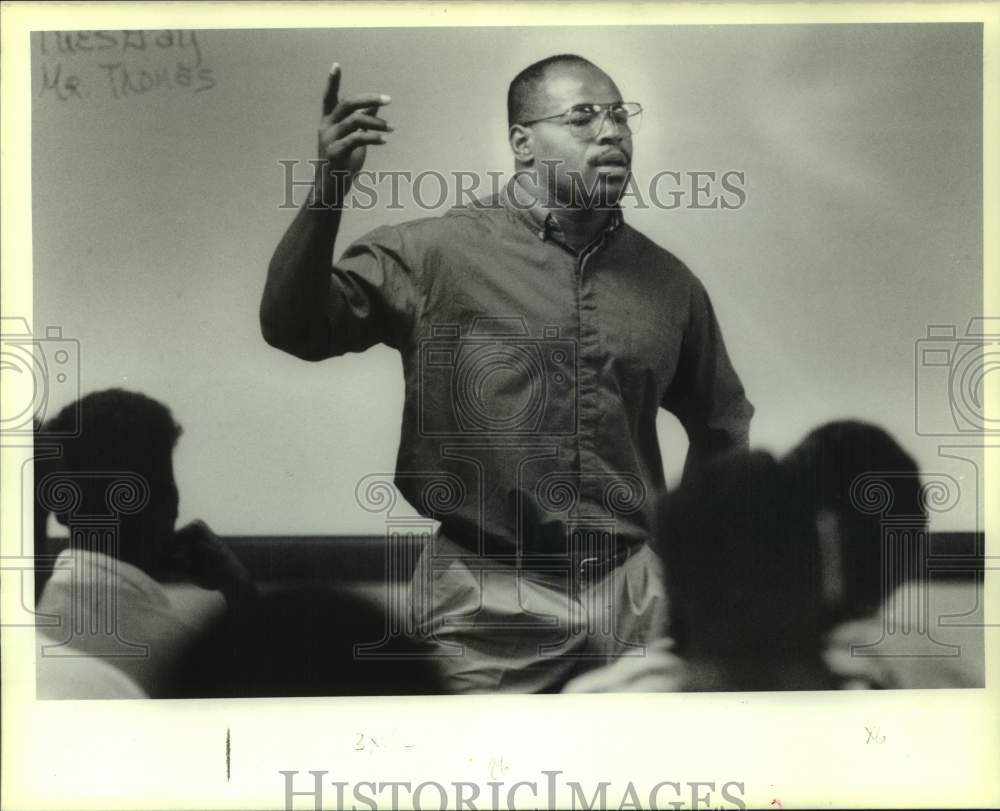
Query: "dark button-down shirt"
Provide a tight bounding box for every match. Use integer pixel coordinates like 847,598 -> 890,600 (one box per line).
325,183 -> 753,562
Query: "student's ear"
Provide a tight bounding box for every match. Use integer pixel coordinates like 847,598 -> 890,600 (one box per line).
508,124 -> 534,164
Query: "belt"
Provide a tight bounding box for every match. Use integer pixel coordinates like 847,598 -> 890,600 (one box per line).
430,528 -> 644,580
571,542 -> 641,583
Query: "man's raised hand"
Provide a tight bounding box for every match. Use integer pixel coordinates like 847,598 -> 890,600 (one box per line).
315,62 -> 391,206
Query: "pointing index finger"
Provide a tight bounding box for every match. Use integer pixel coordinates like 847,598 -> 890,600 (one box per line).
322,62 -> 341,117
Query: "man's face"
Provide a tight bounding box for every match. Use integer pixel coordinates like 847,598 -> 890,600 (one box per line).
519,63 -> 633,208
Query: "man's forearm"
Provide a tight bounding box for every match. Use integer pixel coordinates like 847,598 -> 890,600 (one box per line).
260,190 -> 342,360
262,63 -> 392,359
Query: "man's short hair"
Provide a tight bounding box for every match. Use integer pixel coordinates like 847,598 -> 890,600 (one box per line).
660,450 -> 823,660
782,420 -> 925,618
507,54 -> 601,127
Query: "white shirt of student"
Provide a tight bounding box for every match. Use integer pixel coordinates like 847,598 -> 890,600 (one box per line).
35,549 -> 226,698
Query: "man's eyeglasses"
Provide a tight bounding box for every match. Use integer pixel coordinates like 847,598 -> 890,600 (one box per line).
520,102 -> 643,139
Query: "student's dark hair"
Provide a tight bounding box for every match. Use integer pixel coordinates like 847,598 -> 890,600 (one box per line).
40,389 -> 183,572
507,54 -> 601,127
782,420 -> 925,618
43,388 -> 183,479
659,450 -> 823,660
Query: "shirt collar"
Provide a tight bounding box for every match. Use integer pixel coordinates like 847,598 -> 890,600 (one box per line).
502,174 -> 624,242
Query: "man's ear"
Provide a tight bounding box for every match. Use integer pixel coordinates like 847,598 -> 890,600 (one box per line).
508,124 -> 534,164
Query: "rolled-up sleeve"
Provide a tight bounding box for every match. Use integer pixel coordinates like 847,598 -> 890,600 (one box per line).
661,276 -> 754,457
326,224 -> 420,355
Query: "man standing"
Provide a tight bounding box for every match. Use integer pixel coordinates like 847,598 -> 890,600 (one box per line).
261,54 -> 753,693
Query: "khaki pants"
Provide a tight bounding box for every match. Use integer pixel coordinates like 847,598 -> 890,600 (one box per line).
411,533 -> 669,693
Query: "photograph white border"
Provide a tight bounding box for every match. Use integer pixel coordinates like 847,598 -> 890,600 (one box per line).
2,3 -> 997,809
